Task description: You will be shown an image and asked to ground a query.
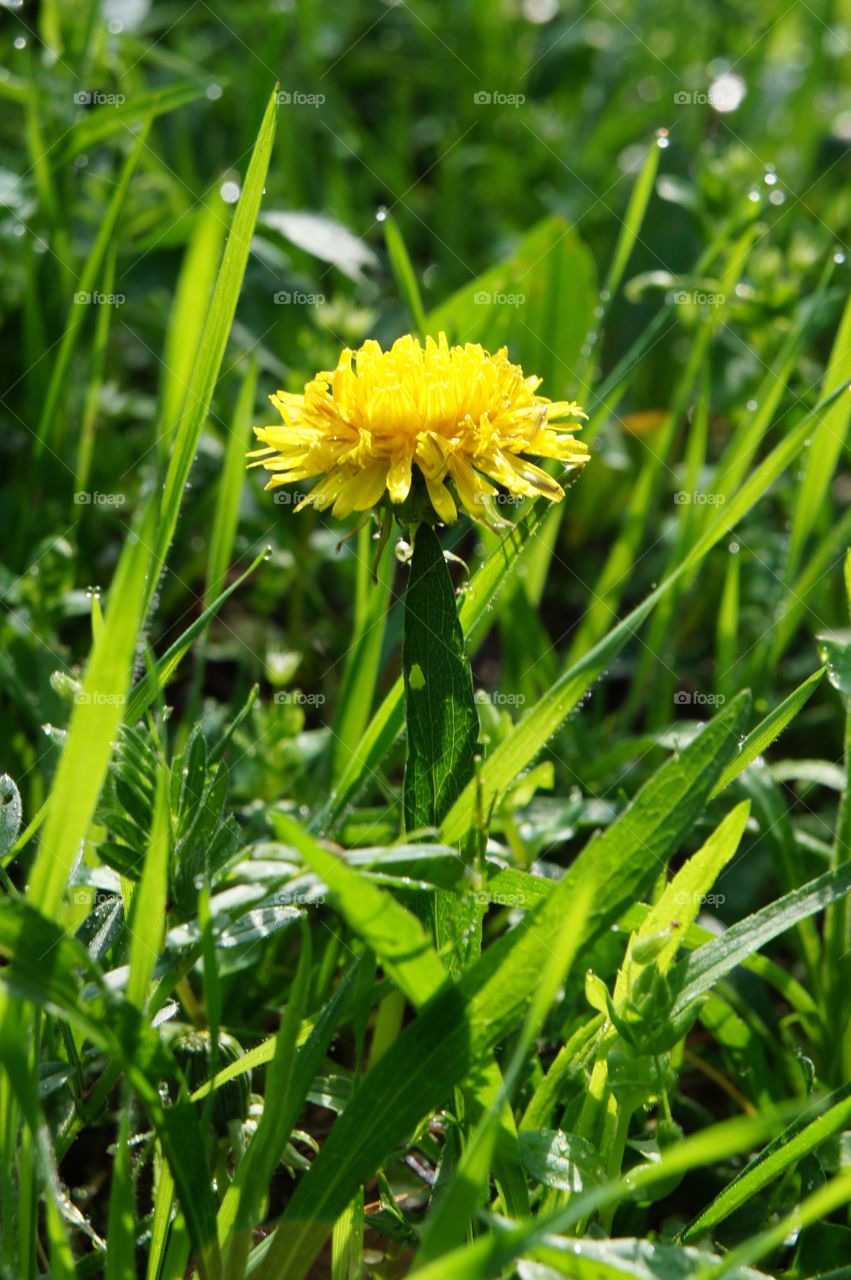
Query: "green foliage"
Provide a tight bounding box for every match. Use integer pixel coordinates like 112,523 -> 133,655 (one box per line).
2,3 -> 851,1278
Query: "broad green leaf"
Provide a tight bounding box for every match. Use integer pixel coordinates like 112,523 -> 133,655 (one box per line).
618,802 -> 750,989
151,88 -> 278,605
519,1130 -> 606,1194
403,523 -> 478,832
318,501 -> 550,831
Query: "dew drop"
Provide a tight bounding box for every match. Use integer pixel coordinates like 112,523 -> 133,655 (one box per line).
834,251 -> 846,264
206,83 -> 223,101
655,128 -> 670,149
13,35 -> 26,49
375,205 -> 388,222
220,180 -> 241,204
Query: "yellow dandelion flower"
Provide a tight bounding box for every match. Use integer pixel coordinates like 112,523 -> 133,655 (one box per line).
249,333 -> 588,524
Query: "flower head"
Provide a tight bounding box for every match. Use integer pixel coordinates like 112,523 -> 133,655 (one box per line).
249,333 -> 588,524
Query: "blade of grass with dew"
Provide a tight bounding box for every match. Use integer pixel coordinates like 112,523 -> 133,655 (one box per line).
34,121 -> 151,459
710,667 -> 825,796
440,377 -> 851,845
684,1081 -> 851,1241
785,289 -> 851,581
669,858 -> 851,1016
384,212 -> 427,337
695,1167 -> 851,1279
256,696 -> 746,1279
160,200 -> 229,457
603,138 -> 660,302
150,87 -> 278,606
205,360 -> 257,605
27,501 -> 155,921
766,501 -> 851,668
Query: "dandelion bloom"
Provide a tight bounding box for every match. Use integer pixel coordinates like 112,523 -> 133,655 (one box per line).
249,333 -> 588,523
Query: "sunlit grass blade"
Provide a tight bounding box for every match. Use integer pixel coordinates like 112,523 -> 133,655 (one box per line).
710,667 -> 825,797
150,87 -> 278,605
785,289 -> 851,580
160,200 -> 229,457
27,501 -> 155,921
684,1081 -> 851,1241
384,212 -> 427,337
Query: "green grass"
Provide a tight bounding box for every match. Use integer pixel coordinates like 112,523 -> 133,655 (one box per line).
2,2 -> 851,1277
